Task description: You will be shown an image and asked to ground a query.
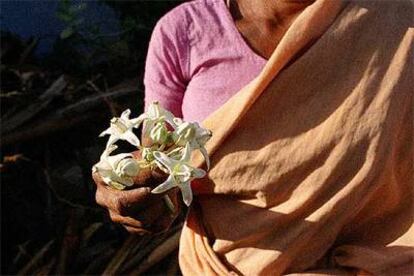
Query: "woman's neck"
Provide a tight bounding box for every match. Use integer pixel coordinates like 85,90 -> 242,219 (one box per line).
227,0 -> 315,59
231,0 -> 315,23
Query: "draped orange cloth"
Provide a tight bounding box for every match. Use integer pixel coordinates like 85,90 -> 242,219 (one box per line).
179,0 -> 414,275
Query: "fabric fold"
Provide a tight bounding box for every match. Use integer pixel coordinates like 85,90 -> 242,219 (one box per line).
190,0 -> 347,168
181,0 -> 413,275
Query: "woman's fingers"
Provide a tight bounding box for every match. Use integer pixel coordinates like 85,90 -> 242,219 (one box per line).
93,170 -> 180,234
123,226 -> 151,235
131,167 -> 155,187
109,210 -> 145,228
92,171 -> 106,187
108,201 -> 164,227
108,202 -> 169,233
95,184 -> 153,215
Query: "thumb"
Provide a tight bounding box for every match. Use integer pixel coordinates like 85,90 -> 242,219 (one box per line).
132,167 -> 154,187
109,186 -> 152,215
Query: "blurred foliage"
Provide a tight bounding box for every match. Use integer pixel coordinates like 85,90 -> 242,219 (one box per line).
56,0 -> 87,39
102,0 -> 180,56
44,0 -> 182,85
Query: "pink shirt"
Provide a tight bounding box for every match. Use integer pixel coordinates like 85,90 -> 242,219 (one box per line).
144,0 -> 266,123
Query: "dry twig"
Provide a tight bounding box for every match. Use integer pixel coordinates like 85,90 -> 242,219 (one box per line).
58,86 -> 138,117
17,240 -> 55,275
2,75 -> 67,133
34,257 -> 56,276
87,80 -> 118,117
131,230 -> 181,275
102,235 -> 141,275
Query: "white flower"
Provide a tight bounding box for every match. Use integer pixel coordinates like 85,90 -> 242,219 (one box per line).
136,102 -> 177,137
172,120 -> 212,169
115,158 -> 141,178
99,109 -> 141,148
149,121 -> 169,145
151,143 -> 206,206
93,145 -> 141,190
141,147 -> 155,163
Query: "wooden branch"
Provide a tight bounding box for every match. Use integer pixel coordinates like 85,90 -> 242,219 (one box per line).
166,252 -> 179,276
87,80 -> 118,117
42,166 -> 99,211
83,248 -> 116,275
57,87 -> 137,117
1,78 -> 140,147
34,257 -> 55,276
2,76 -> 67,133
19,38 -> 39,66
102,235 -> 141,275
131,230 -> 181,275
120,223 -> 183,274
1,111 -> 100,147
55,210 -> 82,275
17,240 -> 55,275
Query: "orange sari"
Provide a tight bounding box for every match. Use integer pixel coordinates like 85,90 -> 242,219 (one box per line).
179,0 -> 413,275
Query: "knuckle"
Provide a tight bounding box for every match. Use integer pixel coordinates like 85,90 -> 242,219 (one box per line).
124,226 -> 149,235
124,226 -> 136,234
113,195 -> 127,215
108,212 -> 120,223
95,189 -> 106,207
92,171 -> 102,185
108,213 -> 116,222
142,187 -> 152,197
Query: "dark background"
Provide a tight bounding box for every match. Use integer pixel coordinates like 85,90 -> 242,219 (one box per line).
1,0 -> 184,274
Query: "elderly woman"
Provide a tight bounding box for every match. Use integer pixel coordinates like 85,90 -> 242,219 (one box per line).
93,0 -> 413,275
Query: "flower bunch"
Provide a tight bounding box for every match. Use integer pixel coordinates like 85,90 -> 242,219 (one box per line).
92,102 -> 212,206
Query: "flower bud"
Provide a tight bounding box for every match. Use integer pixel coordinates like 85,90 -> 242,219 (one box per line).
150,122 -> 169,144
174,122 -> 195,146
116,158 -> 140,177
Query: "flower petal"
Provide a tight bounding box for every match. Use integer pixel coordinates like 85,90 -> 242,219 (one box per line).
106,135 -> 119,148
143,120 -> 156,137
155,160 -> 170,174
195,124 -> 212,143
116,158 -> 140,177
94,161 -> 111,171
130,114 -> 146,128
106,153 -> 133,170
181,143 -> 192,163
148,102 -> 159,118
151,175 -> 177,194
99,128 -> 113,137
122,131 -> 140,147
150,122 -> 168,144
164,115 -> 177,129
119,176 -> 134,186
200,146 -> 210,170
120,109 -> 131,120
192,167 -> 206,178
179,182 -> 193,206
153,151 -> 178,172
100,172 -> 124,189
176,165 -> 192,182
101,144 -> 117,159
167,147 -> 182,158
172,117 -> 183,128
107,180 -> 127,190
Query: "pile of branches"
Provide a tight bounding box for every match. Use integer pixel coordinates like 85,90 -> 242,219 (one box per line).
0,2 -> 184,272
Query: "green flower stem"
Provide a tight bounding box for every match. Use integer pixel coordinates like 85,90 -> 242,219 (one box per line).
165,144 -> 179,155
158,144 -> 166,151
163,195 -> 176,214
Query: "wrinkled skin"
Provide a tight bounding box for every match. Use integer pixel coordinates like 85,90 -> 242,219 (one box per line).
93,150 -> 180,235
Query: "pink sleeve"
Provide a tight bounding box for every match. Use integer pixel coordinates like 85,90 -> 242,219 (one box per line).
143,10 -> 190,118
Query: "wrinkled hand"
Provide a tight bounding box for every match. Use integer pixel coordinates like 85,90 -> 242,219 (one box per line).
93,151 -> 180,235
